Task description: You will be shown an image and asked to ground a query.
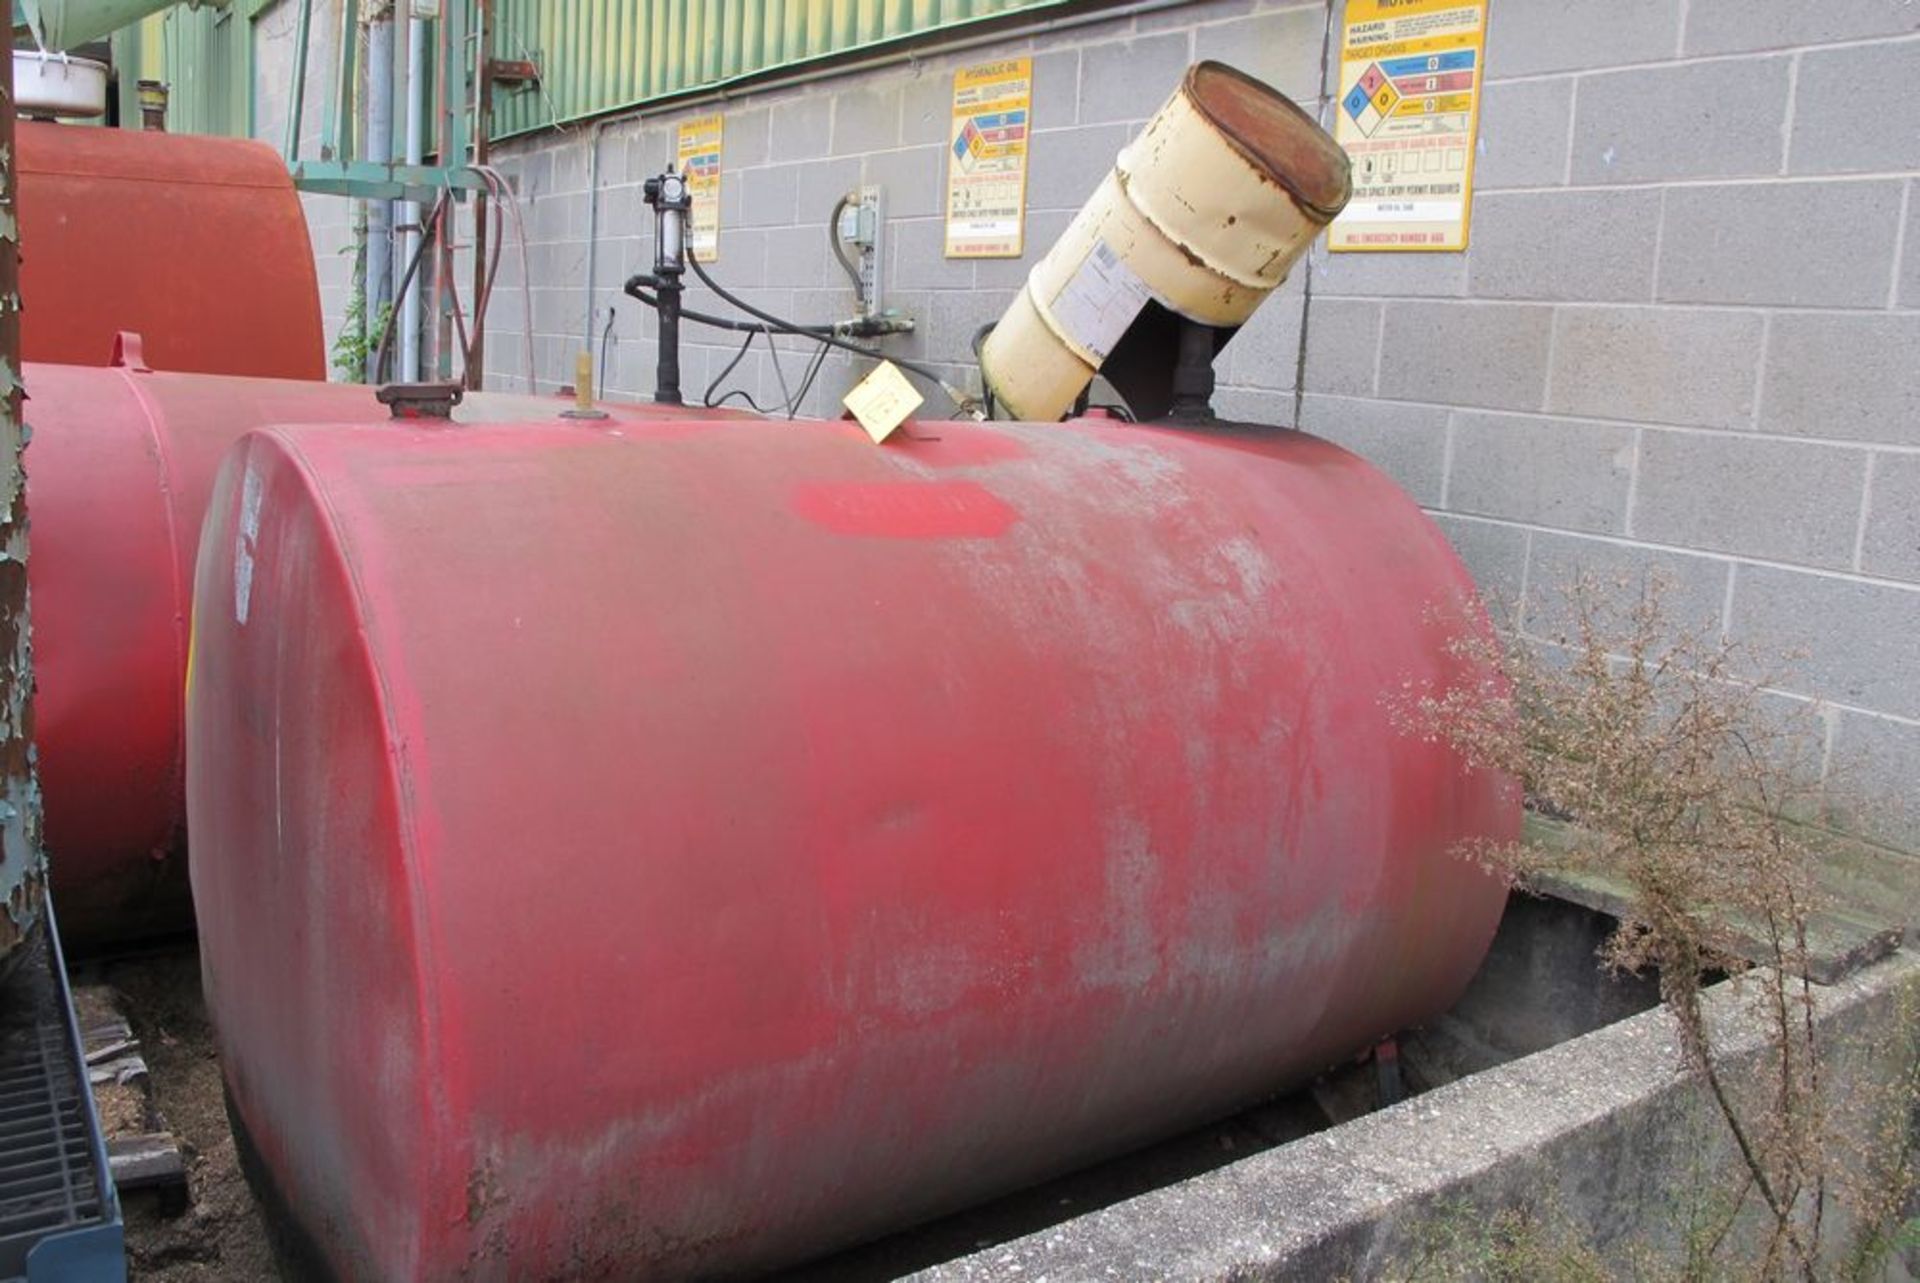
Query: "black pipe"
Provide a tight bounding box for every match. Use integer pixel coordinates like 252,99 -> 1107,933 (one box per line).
1166,317 -> 1219,425
652,265 -> 684,406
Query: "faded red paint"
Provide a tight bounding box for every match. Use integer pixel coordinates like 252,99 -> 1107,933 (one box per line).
17,124 -> 327,380
26,362 -> 738,948
188,412 -> 1515,1279
791,479 -> 1019,538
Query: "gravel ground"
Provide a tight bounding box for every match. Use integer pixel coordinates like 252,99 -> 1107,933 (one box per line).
89,947 -> 283,1282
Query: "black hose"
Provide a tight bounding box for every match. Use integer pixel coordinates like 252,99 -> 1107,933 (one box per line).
624,276 -> 834,336
683,248 -> 959,401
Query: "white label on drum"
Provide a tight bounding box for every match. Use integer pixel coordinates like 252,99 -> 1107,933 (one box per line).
1047,238 -> 1152,364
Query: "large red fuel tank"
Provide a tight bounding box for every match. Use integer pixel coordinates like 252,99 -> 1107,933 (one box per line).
17,122 -> 326,379
27,362 -> 724,948
188,412 -> 1516,1279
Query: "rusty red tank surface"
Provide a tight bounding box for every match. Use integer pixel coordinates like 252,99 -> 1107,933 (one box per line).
188,411 -> 1516,1279
27,361 -> 716,947
17,122 -> 326,379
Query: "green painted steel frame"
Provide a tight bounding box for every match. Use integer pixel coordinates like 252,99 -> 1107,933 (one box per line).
283,0 -> 484,200
487,0 -> 1071,138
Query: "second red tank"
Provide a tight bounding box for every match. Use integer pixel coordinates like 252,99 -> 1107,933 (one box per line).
27,362 -> 727,946
18,123 -> 326,379
189,410 -> 1515,1278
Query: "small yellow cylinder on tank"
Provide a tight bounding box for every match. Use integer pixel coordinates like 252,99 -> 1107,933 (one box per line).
982,61 -> 1351,422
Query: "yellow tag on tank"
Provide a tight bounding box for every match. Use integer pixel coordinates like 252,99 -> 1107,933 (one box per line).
843,361 -> 924,444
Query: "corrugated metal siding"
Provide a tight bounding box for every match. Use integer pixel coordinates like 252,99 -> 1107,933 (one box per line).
112,0 -> 267,137
161,2 -> 246,136
489,0 -> 1067,138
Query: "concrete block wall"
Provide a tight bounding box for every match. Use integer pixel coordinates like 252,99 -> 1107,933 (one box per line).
254,0 -> 357,366
1304,0 -> 1920,847
254,0 -> 1920,843
469,0 -> 1330,424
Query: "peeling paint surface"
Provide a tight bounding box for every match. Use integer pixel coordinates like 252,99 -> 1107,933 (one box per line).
0,37 -> 43,963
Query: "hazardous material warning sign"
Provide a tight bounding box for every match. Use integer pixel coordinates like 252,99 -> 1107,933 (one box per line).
676,114 -> 723,262
944,58 -> 1032,259
1329,0 -> 1487,252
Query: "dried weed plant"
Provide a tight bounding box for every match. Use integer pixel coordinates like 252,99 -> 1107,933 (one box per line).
1394,572 -> 1919,1281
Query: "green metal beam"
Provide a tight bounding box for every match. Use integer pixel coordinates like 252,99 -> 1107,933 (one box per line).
289,158 -> 487,202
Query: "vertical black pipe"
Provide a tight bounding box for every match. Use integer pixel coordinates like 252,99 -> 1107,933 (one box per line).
653,272 -> 684,406
1166,317 -> 1218,425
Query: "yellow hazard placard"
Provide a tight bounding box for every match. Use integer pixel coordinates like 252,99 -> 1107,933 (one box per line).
844,362 -> 924,444
1329,0 -> 1488,253
944,58 -> 1032,259
676,114 -> 723,262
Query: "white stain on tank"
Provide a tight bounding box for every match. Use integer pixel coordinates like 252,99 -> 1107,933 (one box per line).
233,462 -> 264,625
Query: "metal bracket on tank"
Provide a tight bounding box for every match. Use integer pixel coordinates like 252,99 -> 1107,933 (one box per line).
377,382 -> 465,420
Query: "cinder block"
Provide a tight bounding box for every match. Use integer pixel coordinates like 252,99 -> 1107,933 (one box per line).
1136,0 -> 1257,34
862,146 -> 945,219
926,289 -> 1017,364
1472,78 -> 1575,191
1790,43 -> 1920,175
1212,387 -> 1294,427
518,149 -> 555,201
1467,190 -> 1659,302
1297,395 -> 1448,505
722,107 -> 771,170
831,83 -> 902,156
737,164 -> 799,228
1376,301 -> 1552,412
1483,0 -> 1681,77
531,285 -> 574,337
1307,243 -> 1468,299
768,92 -> 833,161
974,210 -> 1072,289
712,227 -> 768,280
1658,180 -> 1904,307
1684,0 -> 1920,55
1220,281 -> 1304,391
1904,184 -> 1920,307
1026,124 -> 1133,212
1760,313 -> 1920,446
1548,307 -> 1762,430
619,124 -> 671,180
902,67 -> 954,145
763,226 -> 830,289
1428,514 -> 1529,623
1633,431 -> 1868,570
1730,565 -> 1920,720
795,157 -> 863,229
1523,531 -> 1732,640
1448,411 -> 1636,534
552,143 -> 589,194
1301,298 -> 1380,398
889,218 -> 977,292
1826,712 -> 1920,851
1862,453 -> 1920,584
1192,8 -> 1326,104
1079,34 -> 1191,125
1029,49 -> 1081,133
1570,57 -> 1789,184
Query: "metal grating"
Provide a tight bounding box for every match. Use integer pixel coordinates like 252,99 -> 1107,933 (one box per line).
0,904 -> 123,1283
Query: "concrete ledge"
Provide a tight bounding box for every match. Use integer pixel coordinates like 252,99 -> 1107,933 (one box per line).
913,951 -> 1920,1281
